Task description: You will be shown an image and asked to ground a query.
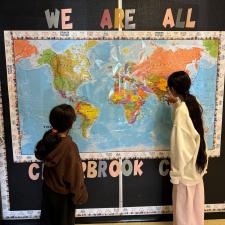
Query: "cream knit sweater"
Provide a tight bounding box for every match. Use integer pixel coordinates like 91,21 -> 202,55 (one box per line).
170,100 -> 207,186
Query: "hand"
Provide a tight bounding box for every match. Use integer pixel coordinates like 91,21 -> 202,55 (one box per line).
164,94 -> 178,105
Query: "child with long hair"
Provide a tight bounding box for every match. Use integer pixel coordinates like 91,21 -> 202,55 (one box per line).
35,104 -> 88,225
166,71 -> 208,225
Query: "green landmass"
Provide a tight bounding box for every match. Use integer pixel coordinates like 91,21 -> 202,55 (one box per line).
203,40 -> 219,58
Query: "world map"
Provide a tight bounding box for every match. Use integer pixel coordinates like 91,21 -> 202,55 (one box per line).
13,38 -> 219,155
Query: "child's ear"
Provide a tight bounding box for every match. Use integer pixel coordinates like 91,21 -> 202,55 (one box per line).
170,87 -> 177,96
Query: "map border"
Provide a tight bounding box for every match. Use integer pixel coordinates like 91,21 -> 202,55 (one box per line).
4,30 -> 225,163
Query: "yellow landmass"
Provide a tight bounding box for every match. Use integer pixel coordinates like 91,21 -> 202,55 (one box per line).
51,53 -> 79,78
49,40 -> 98,93
157,79 -> 167,92
84,40 -> 98,51
110,91 -> 125,103
123,47 -> 129,54
130,95 -> 139,102
75,101 -> 100,138
77,102 -> 99,121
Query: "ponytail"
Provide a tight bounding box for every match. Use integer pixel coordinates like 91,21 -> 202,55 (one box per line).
168,71 -> 207,173
35,129 -> 62,160
184,94 -> 207,172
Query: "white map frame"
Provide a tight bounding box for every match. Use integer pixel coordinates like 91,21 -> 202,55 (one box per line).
4,31 -> 225,163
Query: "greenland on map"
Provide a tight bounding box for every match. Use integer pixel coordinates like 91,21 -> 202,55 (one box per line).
4,31 -> 225,162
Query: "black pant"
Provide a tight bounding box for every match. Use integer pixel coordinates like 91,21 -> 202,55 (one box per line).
40,182 -> 76,225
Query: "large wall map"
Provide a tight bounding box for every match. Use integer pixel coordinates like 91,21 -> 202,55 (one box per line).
4,31 -> 225,162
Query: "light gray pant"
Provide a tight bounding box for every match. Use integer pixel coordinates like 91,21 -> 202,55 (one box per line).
173,181 -> 204,225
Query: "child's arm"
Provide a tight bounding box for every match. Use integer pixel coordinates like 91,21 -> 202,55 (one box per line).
170,124 -> 198,184
64,144 -> 88,205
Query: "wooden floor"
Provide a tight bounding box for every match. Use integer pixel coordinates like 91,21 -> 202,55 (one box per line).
82,220 -> 225,225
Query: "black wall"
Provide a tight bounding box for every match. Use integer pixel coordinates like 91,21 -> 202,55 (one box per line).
1,0 -> 225,224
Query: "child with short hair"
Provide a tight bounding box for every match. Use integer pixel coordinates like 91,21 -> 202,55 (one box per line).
35,104 -> 88,225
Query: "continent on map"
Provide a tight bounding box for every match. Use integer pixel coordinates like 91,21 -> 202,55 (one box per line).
37,40 -> 100,138
203,40 -> 219,58
132,47 -> 203,79
109,62 -> 150,124
110,47 -> 203,124
38,40 -> 97,99
14,40 -> 38,63
75,101 -> 100,138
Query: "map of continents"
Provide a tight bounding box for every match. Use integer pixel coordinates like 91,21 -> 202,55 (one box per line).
13,39 -> 218,154
14,40 -> 100,139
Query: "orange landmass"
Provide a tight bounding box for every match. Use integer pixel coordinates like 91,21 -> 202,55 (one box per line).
132,47 -> 203,80
14,40 -> 38,63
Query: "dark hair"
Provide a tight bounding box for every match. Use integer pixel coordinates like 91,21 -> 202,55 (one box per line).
49,104 -> 76,132
168,71 -> 207,173
35,104 -> 76,160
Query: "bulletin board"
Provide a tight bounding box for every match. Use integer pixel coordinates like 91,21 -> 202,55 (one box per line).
1,0 -> 225,223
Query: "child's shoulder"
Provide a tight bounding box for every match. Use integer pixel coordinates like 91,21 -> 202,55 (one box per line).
65,136 -> 80,155
174,102 -> 189,120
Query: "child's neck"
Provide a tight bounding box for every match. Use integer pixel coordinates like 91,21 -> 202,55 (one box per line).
58,130 -> 69,138
177,95 -> 185,101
